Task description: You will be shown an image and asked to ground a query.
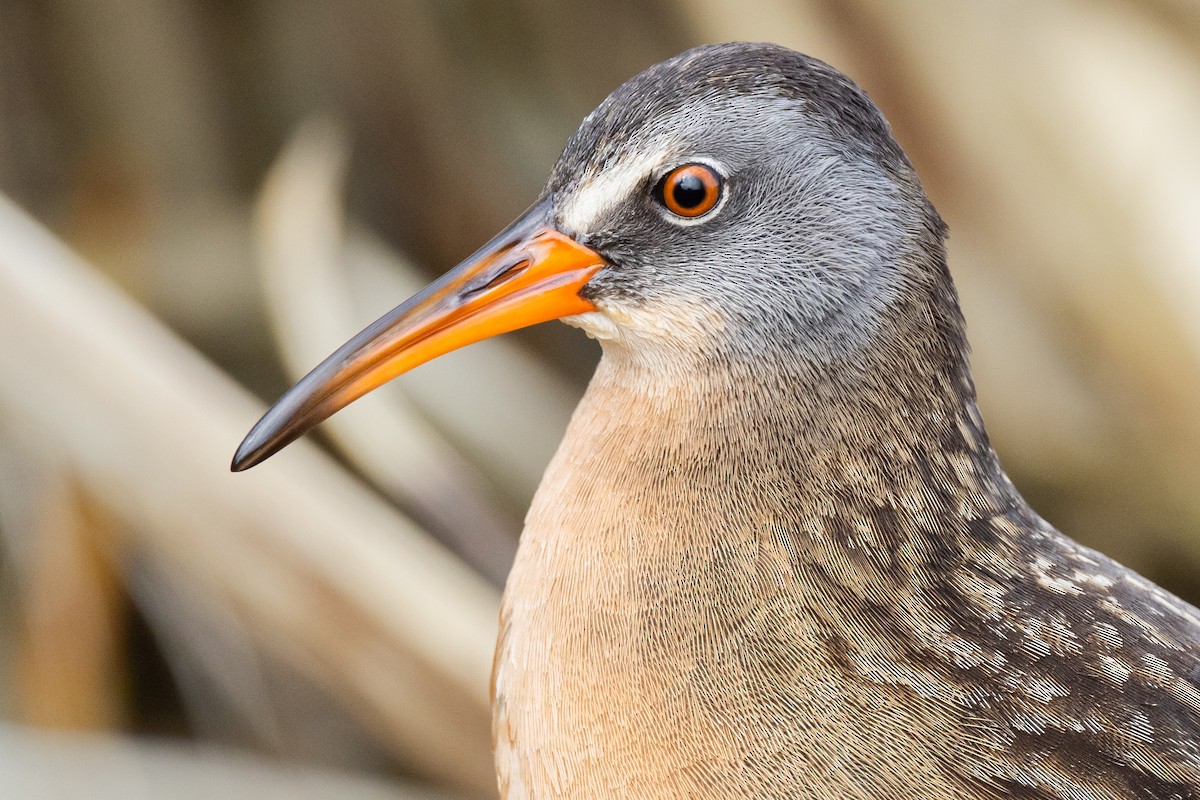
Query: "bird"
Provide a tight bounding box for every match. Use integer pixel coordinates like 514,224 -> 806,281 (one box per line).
233,43 -> 1200,799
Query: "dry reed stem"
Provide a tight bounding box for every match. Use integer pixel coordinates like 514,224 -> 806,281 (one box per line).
0,193 -> 498,795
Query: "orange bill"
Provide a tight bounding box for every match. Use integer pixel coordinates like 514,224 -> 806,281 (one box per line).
232,199 -> 605,471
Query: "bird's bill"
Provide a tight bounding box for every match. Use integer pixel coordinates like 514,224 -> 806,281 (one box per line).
231,199 -> 605,472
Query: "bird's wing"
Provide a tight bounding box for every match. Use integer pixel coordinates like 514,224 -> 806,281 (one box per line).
936,515 -> 1200,799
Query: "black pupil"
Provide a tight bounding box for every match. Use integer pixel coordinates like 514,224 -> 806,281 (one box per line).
671,173 -> 708,209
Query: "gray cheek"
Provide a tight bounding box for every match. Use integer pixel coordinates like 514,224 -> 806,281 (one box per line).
563,118 -> 916,364
710,170 -> 907,355
662,158 -> 912,363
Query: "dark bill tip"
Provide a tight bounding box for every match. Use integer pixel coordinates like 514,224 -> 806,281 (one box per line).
229,198 -> 605,472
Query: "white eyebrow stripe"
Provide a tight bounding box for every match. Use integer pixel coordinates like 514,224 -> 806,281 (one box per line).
557,151 -> 663,235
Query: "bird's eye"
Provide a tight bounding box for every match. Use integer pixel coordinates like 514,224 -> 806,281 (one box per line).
655,163 -> 723,219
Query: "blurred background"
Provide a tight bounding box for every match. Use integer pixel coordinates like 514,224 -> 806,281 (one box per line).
0,1 -> 1198,797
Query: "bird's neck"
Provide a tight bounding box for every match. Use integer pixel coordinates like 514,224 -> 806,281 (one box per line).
496,338 -> 1034,797
575,334 -> 1016,515
516,333 -> 1031,612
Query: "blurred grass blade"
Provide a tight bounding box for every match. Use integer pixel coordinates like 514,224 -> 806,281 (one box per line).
0,191 -> 498,795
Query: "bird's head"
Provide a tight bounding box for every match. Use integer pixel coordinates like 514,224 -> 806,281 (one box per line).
550,43 -> 947,366
233,42 -> 962,471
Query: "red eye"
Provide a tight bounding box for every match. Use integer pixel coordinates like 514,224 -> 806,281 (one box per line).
656,163 -> 723,218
